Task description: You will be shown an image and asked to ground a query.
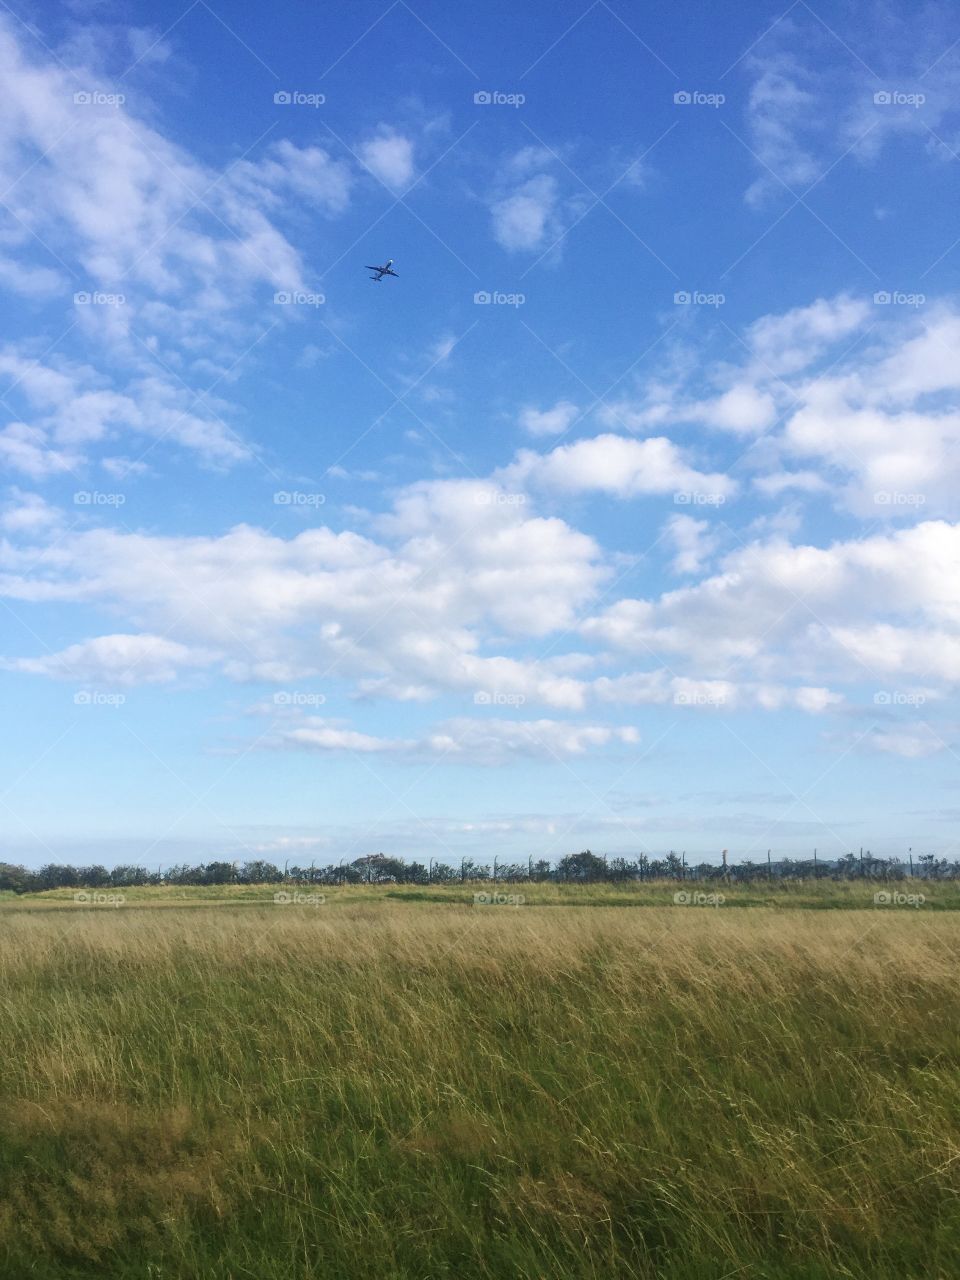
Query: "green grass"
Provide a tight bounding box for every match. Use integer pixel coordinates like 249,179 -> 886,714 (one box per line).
7,874 -> 958,911
1,888 -> 958,1277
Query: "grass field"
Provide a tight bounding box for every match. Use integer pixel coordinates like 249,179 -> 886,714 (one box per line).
2,884 -> 959,1278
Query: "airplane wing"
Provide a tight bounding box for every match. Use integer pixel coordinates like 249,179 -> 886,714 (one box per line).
385,268 -> 399,277
364,266 -> 382,272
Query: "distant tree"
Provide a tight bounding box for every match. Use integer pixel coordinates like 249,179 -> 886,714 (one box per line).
35,864 -> 81,889
80,865 -> 111,887
557,851 -> 606,882
663,852 -> 684,880
0,862 -> 31,892
238,860 -> 281,884
110,865 -> 151,887
197,861 -> 234,885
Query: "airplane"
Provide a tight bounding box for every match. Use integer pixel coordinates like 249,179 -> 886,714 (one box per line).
365,259 -> 399,281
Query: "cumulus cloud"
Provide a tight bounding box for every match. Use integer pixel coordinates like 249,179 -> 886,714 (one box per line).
519,400 -> 580,437
359,130 -> 415,188
3,634 -> 215,685
583,520 -> 960,687
504,434 -> 736,501
267,712 -> 640,764
662,514 -> 719,575
492,174 -> 559,251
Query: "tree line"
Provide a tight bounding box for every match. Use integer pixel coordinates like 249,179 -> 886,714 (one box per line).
1,848 -> 956,893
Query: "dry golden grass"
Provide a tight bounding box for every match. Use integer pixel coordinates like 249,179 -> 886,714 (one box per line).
1,896 -> 958,1277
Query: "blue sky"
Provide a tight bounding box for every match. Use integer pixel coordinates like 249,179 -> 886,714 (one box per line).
2,0 -> 960,868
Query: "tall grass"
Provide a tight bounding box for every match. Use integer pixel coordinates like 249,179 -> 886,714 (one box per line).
1,895 -> 958,1277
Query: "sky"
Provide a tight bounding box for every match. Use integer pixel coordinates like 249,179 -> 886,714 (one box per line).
1,0 -> 960,869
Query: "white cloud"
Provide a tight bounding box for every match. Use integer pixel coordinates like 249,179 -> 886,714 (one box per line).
583,520 -> 960,685
492,173 -> 558,251
0,424 -> 81,479
1,480 -> 607,693
3,634 -> 215,684
269,713 -> 640,764
662,514 -> 718,574
519,400 -> 579,437
359,130 -> 415,188
0,348 -> 250,469
505,434 -> 736,501
0,489 -> 61,532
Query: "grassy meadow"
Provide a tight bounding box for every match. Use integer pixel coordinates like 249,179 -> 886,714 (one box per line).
2,884 -> 959,1278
